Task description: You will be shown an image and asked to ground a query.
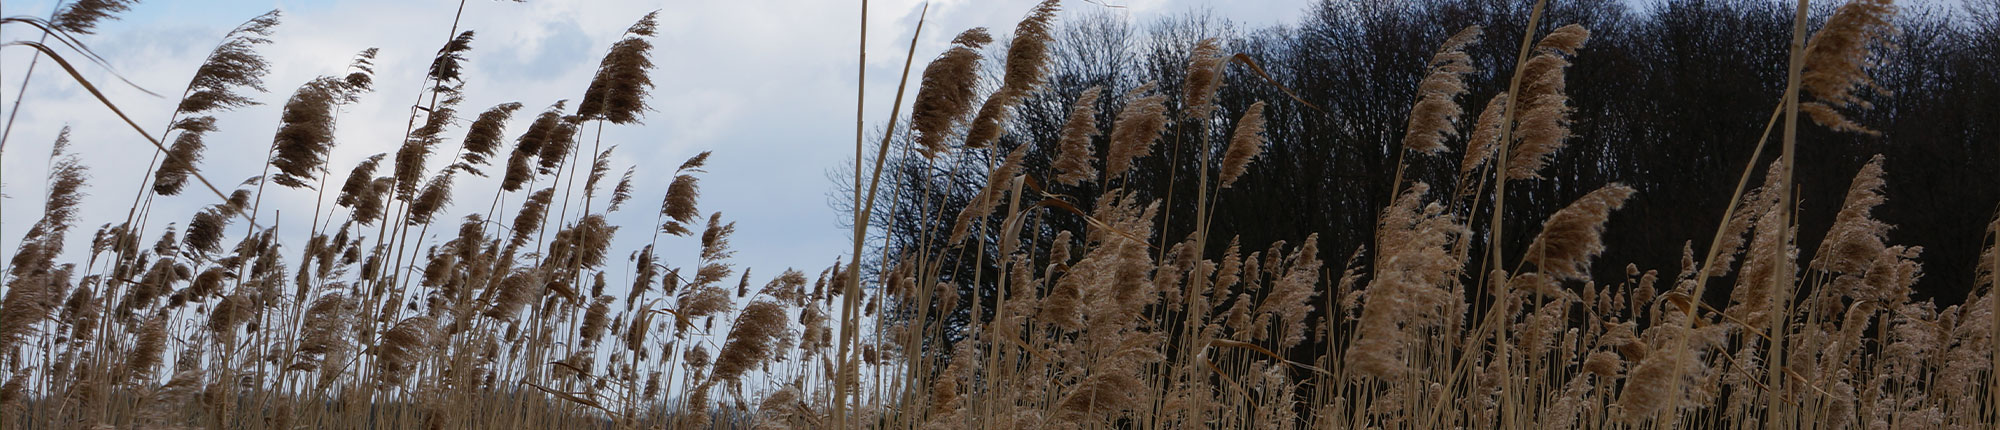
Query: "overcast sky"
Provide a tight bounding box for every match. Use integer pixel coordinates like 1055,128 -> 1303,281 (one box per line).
0,0 -> 1308,286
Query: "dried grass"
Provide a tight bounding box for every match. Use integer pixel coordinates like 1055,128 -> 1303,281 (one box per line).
1,4 -> 1986,430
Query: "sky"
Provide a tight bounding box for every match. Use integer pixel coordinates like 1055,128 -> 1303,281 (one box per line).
0,0 -> 1309,290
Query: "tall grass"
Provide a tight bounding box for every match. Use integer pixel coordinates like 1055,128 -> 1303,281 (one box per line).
1,0 -> 1994,429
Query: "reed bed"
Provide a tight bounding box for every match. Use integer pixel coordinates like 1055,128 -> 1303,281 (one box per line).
0,0 -> 1994,429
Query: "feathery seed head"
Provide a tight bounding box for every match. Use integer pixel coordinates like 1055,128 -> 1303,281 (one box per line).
1219,101 -> 1267,188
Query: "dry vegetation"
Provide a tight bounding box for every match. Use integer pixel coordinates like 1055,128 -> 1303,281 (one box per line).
1,0 -> 1997,429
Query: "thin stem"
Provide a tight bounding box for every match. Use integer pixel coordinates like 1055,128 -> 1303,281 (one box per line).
1766,0 -> 1811,423
832,0 -> 869,427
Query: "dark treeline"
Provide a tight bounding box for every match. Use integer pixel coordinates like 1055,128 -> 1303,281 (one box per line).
864,0 -> 2000,341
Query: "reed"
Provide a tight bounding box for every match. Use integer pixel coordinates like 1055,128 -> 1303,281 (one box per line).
0,0 -> 1989,429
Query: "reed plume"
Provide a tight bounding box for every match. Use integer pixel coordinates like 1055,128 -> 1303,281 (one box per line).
1523,183 -> 1637,281
628,310 -> 657,357
1801,0 -> 1897,135
949,143 -> 1029,244
207,293 -> 249,346
377,316 -> 438,385
1584,349 -> 1623,378
3,131 -> 88,311
1050,86 -> 1104,186
1219,101 -> 1266,189
1040,276 -> 1084,331
578,11 -> 660,124
535,117 -> 580,175
0,372 -> 25,414
1813,155 -> 1890,275
408,171 -> 457,225
226,188 -> 252,211
711,300 -> 789,383
554,214 -> 617,269
175,10 -> 280,116
909,28 -> 992,157
1258,234 -> 1321,349
152,11 -> 281,196
397,89 -> 463,199
924,339 -> 975,426
485,272 -> 533,321
581,295 -> 613,348
675,216 -> 738,327
607,167 -> 636,212
271,54 -> 379,189
585,147 -> 616,198
292,293 -> 351,371
335,153 -> 387,208
344,47 -> 379,91
1709,162 -> 1785,279
1348,183 -> 1462,379
65,286 -> 101,344
430,30 -> 476,88
1055,331 -> 1163,426
152,117 -> 216,195
126,313 -> 167,382
509,188 -> 556,247
1815,156 -> 1922,306
185,268 -> 224,302
1726,173 -> 1796,329
459,101 -> 525,172
677,284 -> 732,333
1402,26 -> 1481,154
1037,195 -> 1164,427
502,101 -> 567,190
1506,24 -> 1590,180
1183,37 -> 1228,120
1614,325 -> 1709,422
659,152 -> 711,236
0,268 -> 54,356
1104,83 -> 1168,181
352,177 -> 395,226
1460,92 -> 1509,179
700,212 -> 737,264
50,0 -> 141,34
964,0 -> 1059,148
630,245 -> 659,305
